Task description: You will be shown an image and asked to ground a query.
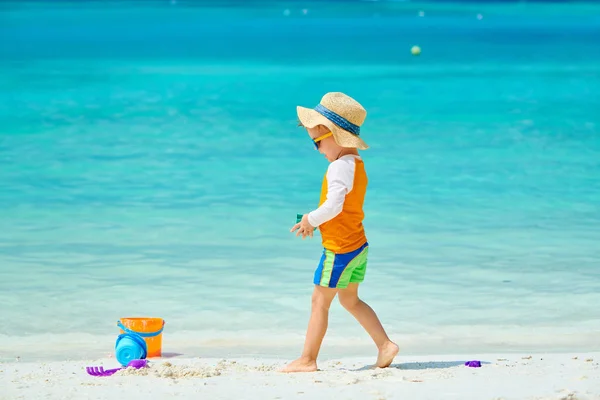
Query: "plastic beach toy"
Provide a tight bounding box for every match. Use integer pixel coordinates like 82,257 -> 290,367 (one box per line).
117,318 -> 165,358
465,360 -> 482,368
86,359 -> 148,377
115,332 -> 148,367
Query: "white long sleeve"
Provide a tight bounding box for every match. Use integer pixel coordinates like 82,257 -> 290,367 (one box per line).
307,156 -> 357,227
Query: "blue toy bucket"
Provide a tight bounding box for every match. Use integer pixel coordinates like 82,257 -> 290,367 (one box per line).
115,333 -> 147,367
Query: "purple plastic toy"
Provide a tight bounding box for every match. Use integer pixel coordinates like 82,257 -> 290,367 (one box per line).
86,359 -> 148,377
465,360 -> 482,368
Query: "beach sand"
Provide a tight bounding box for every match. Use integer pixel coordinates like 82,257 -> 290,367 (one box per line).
2,353 -> 599,400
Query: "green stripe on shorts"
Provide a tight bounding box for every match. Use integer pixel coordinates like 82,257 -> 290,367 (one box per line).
337,247 -> 368,288
318,249 -> 335,286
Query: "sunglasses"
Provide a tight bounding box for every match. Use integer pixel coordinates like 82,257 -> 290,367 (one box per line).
312,132 -> 333,150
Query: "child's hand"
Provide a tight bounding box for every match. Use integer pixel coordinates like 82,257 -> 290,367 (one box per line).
290,214 -> 314,239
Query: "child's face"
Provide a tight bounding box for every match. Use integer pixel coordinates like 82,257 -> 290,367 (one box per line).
306,125 -> 341,162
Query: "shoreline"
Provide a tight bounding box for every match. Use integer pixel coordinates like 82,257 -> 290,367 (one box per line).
2,329 -> 600,364
2,353 -> 599,400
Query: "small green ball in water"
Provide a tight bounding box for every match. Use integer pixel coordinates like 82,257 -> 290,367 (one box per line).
411,45 -> 421,56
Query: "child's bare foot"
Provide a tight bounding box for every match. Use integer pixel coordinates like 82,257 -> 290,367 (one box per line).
280,357 -> 318,373
376,341 -> 399,368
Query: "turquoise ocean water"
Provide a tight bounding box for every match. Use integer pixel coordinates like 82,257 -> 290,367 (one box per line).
1,1 -> 599,361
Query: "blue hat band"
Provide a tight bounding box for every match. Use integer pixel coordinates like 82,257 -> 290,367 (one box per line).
314,104 -> 361,136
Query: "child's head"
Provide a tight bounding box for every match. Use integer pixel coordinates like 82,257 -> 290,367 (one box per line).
296,92 -> 369,158
301,123 -> 346,162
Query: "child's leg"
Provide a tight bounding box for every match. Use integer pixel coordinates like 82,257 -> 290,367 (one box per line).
338,283 -> 398,368
281,285 -> 337,373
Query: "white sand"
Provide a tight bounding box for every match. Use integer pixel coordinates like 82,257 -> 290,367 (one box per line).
2,353 -> 599,400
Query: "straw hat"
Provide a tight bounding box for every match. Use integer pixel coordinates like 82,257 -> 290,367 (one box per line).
297,92 -> 369,150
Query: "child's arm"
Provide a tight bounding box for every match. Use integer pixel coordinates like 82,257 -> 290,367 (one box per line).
307,159 -> 355,227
